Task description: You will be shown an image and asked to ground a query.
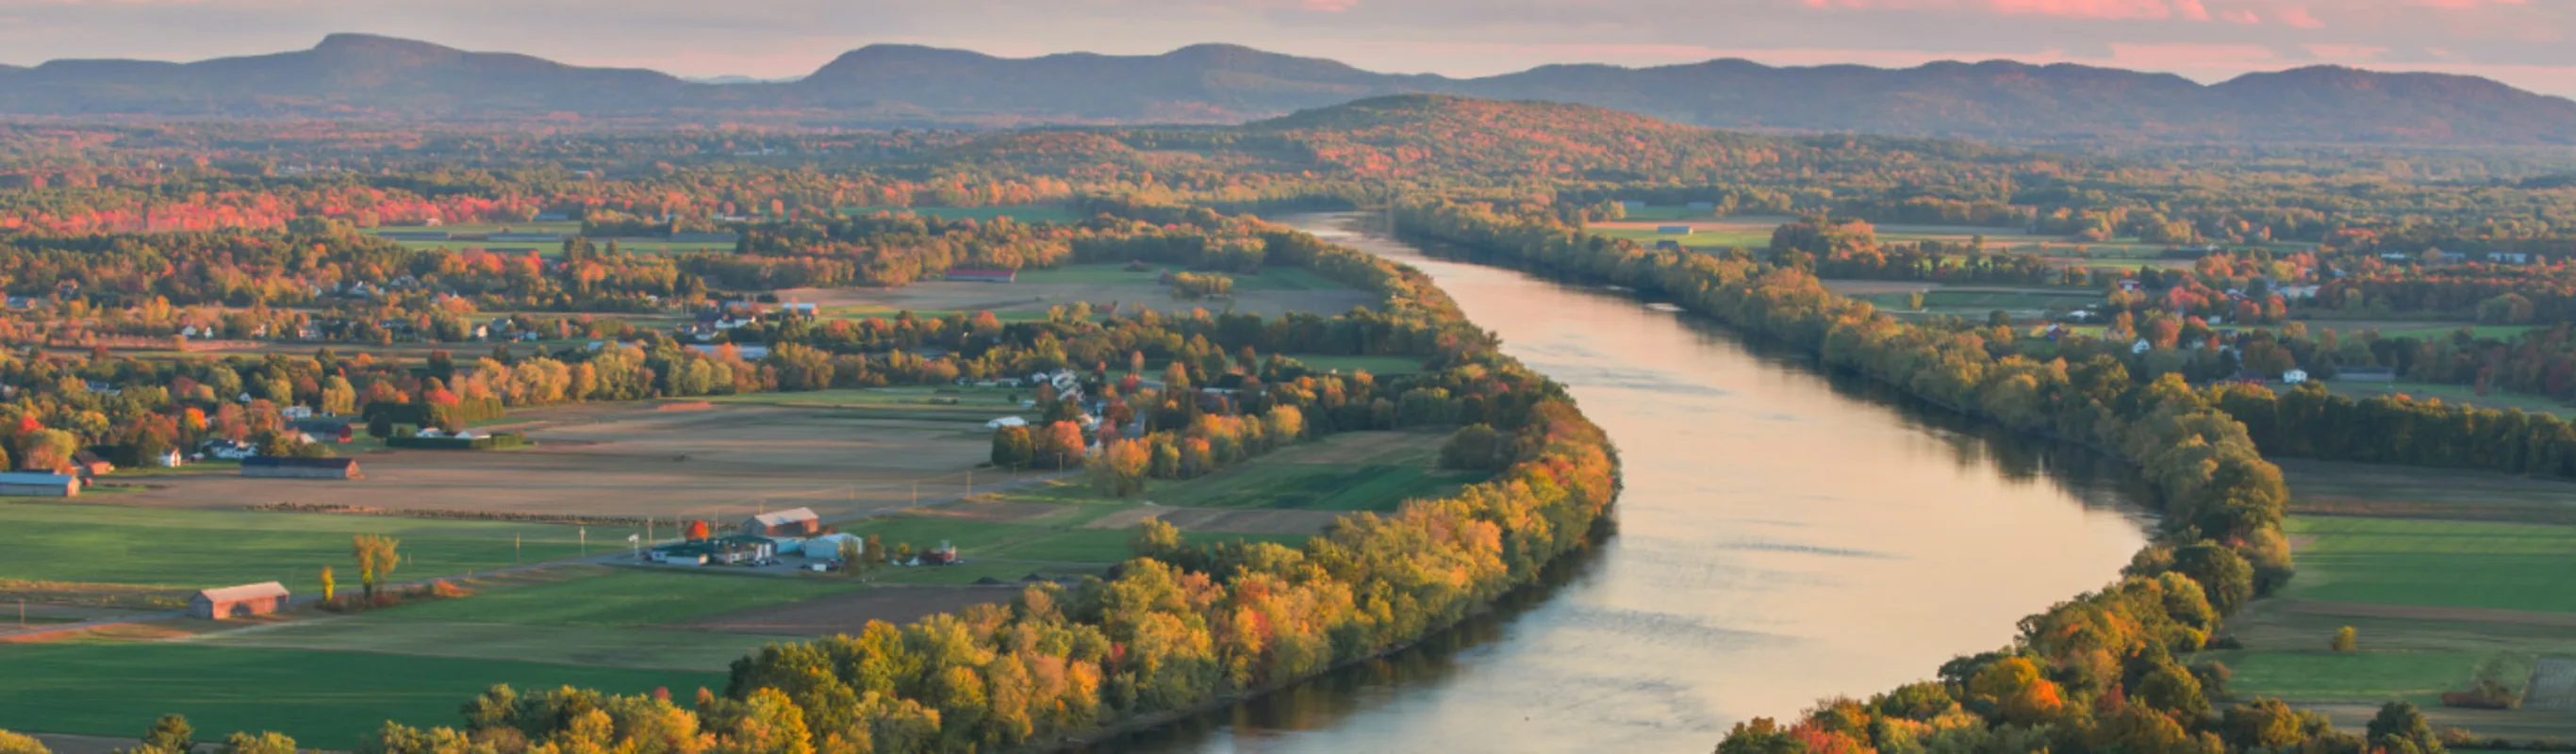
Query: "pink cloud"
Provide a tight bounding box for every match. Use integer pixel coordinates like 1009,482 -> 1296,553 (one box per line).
2275,5 -> 2324,26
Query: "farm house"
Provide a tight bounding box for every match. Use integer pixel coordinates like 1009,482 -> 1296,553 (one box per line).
240,456 -> 362,480
743,507 -> 820,537
190,582 -> 289,619
0,471 -> 79,497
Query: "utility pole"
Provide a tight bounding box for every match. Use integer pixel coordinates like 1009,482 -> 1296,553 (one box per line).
516,533 -> 521,564
579,527 -> 586,557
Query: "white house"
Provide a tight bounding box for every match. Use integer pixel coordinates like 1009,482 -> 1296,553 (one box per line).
2283,369 -> 2309,385
2131,338 -> 2153,354
986,416 -> 1030,430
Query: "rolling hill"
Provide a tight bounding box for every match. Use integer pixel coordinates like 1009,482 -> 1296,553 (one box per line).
4,34 -> 2575,145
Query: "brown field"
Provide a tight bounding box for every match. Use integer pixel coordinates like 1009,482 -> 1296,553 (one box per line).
1820,280 -> 1940,295
2279,459 -> 2576,523
1082,506 -> 1343,536
778,279 -> 1376,320
671,586 -> 1016,636
93,401 -> 996,520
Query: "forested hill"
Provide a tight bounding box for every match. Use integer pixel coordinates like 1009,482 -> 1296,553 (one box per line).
7,34 -> 2576,146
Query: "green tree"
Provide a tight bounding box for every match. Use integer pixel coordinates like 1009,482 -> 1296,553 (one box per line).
2222,698 -> 2306,749
367,414 -> 394,440
218,731 -> 295,754
1131,517 -> 1182,561
988,425 -> 1034,468
2368,700 -> 2442,754
2173,542 -> 2255,613
140,714 -> 192,754
1438,423 -> 1506,470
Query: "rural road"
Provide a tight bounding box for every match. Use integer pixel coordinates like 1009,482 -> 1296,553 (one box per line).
0,469 -> 1080,643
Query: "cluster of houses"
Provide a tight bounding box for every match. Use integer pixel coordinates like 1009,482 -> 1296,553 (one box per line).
679,301 -> 817,342
645,507 -> 959,570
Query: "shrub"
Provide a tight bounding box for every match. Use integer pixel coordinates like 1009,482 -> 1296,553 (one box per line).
2332,626 -> 2359,652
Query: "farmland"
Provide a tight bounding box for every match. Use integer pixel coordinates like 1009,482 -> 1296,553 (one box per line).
0,642 -> 723,749
2189,462 -> 2576,737
838,205 -> 1082,223
80,399 -> 995,520
773,262 -> 1377,320
0,500 -> 619,602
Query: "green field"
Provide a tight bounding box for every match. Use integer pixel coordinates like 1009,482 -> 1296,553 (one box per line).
840,205 -> 1082,223
1918,288 -> 2103,309
1284,353 -> 1424,376
1012,263 -> 1353,292
183,615 -> 784,671
2196,648 -> 2504,704
0,500 -> 636,596
373,567 -> 865,628
2285,516 -> 2576,614
0,642 -> 722,748
701,386 -> 1032,423
839,512 -> 1301,566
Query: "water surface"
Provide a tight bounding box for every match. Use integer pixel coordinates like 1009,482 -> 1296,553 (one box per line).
1113,215 -> 2152,753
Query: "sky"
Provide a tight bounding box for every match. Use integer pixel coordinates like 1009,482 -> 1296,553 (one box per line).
1,0 -> 2572,97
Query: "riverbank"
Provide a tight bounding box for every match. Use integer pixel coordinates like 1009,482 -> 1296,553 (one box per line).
1384,200 -> 2297,752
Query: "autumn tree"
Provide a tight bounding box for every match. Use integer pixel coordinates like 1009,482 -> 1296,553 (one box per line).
1088,438 -> 1151,497
354,534 -> 401,599
0,729 -> 49,754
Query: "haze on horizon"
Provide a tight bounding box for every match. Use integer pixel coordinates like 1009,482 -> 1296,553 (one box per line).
0,0 -> 2570,97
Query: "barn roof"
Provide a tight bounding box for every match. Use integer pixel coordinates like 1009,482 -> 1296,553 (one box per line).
750,507 -> 819,527
0,472 -> 76,484
195,582 -> 289,603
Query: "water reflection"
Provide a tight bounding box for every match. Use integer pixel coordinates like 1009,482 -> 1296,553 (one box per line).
1099,215 -> 2153,753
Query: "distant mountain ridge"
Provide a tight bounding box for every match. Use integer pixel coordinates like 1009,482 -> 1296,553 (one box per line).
3,33 -> 2574,145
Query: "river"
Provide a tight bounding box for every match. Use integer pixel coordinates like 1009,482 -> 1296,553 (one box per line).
1095,214 -> 2156,753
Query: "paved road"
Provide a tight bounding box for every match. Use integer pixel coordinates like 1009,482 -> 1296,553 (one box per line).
0,470 -> 1079,642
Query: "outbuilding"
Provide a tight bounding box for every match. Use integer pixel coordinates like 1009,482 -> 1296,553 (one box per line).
0,471 -> 79,497
190,582 -> 290,619
241,456 -> 362,480
743,507 -> 821,537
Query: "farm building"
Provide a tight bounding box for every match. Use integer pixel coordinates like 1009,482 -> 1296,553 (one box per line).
652,535 -> 775,566
190,582 -> 289,619
802,533 -> 863,560
944,268 -> 1018,283
744,507 -> 821,537
68,451 -> 113,478
0,471 -> 79,497
1657,225 -> 1693,235
241,456 -> 362,480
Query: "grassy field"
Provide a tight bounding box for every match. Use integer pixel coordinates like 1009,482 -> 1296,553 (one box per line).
2193,462 -> 2576,737
373,566 -> 866,628
0,500 -> 623,597
2284,516 -> 2576,614
840,205 -> 1082,223
1285,353 -> 1424,375
0,642 -> 722,748
1012,264 -> 1353,292
2198,648 -> 2504,705
182,614 -> 785,671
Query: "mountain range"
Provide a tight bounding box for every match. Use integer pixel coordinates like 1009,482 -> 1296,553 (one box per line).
3,33 -> 2574,146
